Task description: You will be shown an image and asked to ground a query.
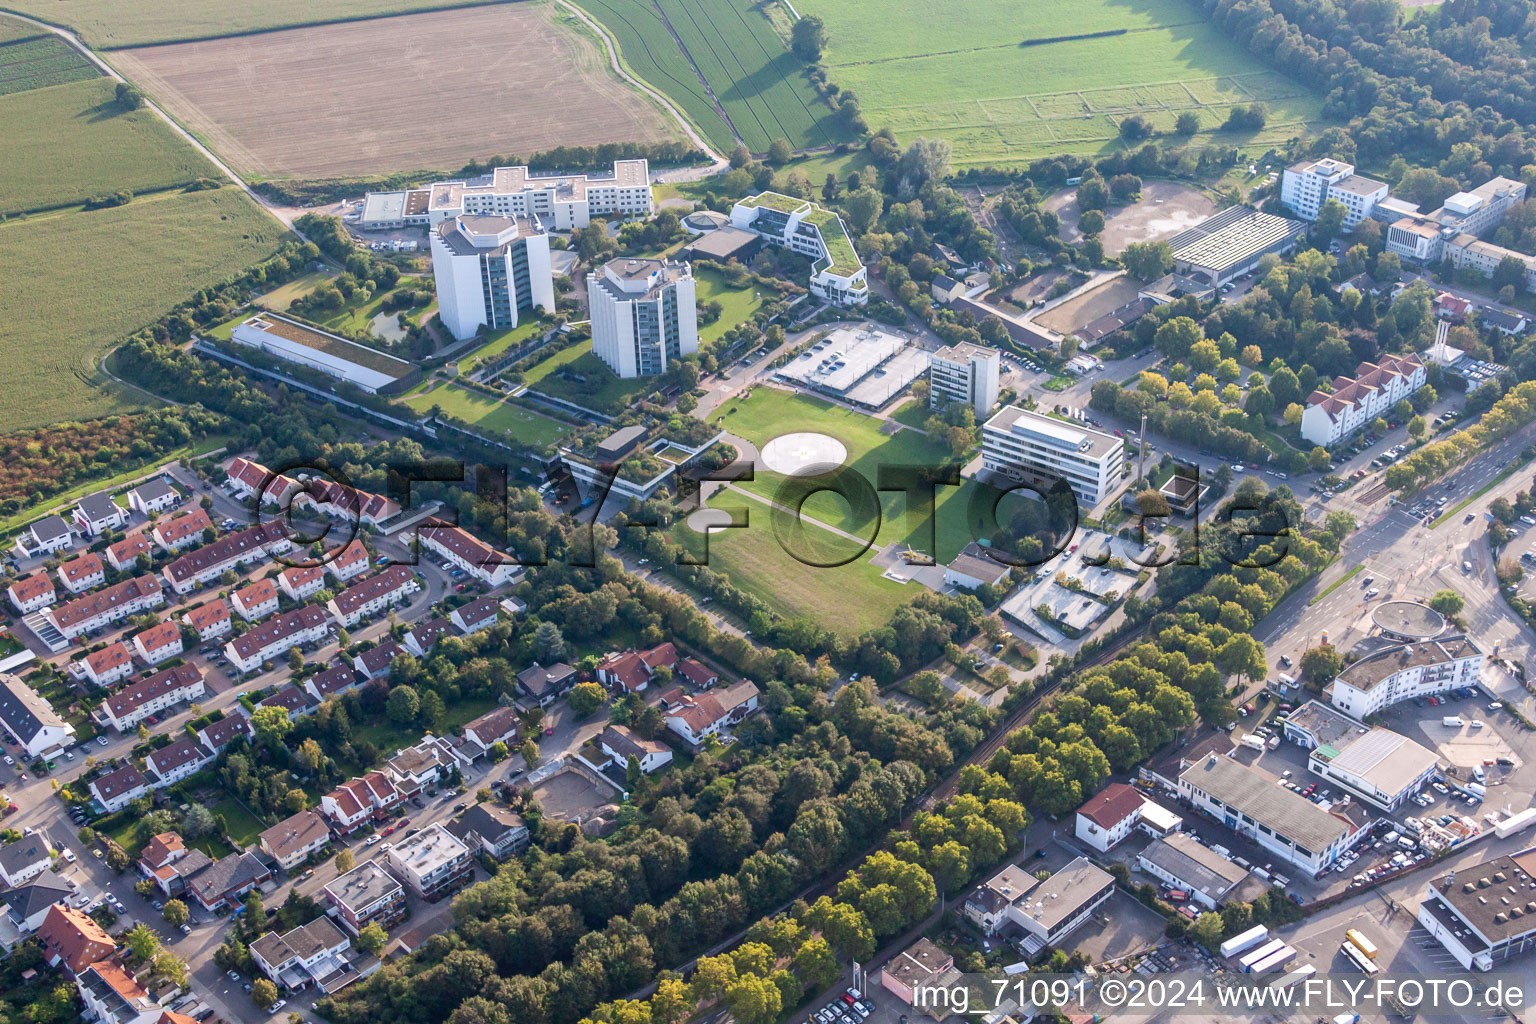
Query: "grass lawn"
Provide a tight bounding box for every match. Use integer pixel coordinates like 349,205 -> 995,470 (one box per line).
0,431 -> 231,534
0,77 -> 220,215
695,265 -> 766,344
0,186 -> 284,432
402,382 -> 572,447
800,0 -> 1324,165
317,282 -> 432,338
0,0 -> 509,47
463,318 -> 544,367
889,398 -> 934,431
522,338 -> 659,414
212,795 -> 268,847
253,270 -> 335,311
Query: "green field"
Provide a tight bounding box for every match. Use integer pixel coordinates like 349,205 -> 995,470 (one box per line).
0,188 -> 284,431
0,0 -> 510,47
0,34 -> 97,95
0,78 -> 219,215
801,0 -> 1323,165
403,382 -> 572,447
576,0 -> 845,153
695,265 -> 766,343
461,318 -> 544,368
0,13 -> 42,43
522,338 -> 660,414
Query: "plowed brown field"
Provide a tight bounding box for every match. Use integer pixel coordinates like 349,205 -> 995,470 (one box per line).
111,2 -> 679,180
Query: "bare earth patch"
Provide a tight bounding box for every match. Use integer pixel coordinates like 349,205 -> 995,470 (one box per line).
1045,180 -> 1215,255
1033,275 -> 1147,336
111,2 -> 679,180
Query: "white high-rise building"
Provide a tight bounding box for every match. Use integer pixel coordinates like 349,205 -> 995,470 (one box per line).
1280,158 -> 1388,228
431,214 -> 555,341
929,342 -> 1000,418
981,406 -> 1124,505
587,258 -> 697,378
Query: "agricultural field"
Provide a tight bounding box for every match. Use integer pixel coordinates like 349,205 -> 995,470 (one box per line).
577,0 -> 846,154
110,2 -> 680,180
402,382 -> 572,447
0,14 -> 41,43
0,77 -> 219,215
0,187 -> 283,431
0,34 -> 97,95
801,0 -> 1324,165
0,0 -> 507,47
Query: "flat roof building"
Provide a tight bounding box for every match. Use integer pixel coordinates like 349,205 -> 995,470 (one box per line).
431,214 -> 554,342
730,191 -> 867,306
1137,832 -> 1258,909
1281,158 -> 1388,228
982,406 -> 1124,506
588,258 -> 697,379
1418,846 -> 1536,971
1166,205 -> 1306,287
230,313 -> 412,394
929,341 -> 1000,418
385,822 -> 473,901
1331,635 -> 1481,719
962,857 -> 1115,955
361,160 -> 652,232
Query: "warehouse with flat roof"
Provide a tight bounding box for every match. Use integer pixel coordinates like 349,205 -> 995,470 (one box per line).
1167,206 -> 1306,287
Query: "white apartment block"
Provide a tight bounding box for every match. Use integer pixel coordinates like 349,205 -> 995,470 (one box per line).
430,214 -> 555,342
326,566 -> 420,628
225,606 -> 328,674
1280,158 -> 1388,228
385,823 -> 474,900
366,159 -> 655,231
981,406 -> 1124,506
1445,233 -> 1536,291
929,341 -> 1000,418
44,574 -> 164,640
1331,635 -> 1482,719
1301,353 -> 1426,447
417,524 -> 522,587
962,859 -> 1115,954
588,258 -> 698,378
729,192 -> 868,306
93,665 -> 205,732
1385,176 -> 1528,262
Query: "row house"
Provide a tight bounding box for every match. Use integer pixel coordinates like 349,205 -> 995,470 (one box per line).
321,771 -> 401,834
293,476 -> 401,527
249,917 -> 353,994
226,457 -> 301,508
162,520 -> 292,596
258,809 -> 332,871
144,737 -> 214,787
662,681 -> 760,749
126,478 -> 178,516
150,508 -> 213,553
104,533 -> 153,573
327,565 -> 419,627
324,862 -> 405,935
324,539 -> 371,583
73,492 -> 129,538
597,641 -> 677,694
231,578 -> 280,621
304,664 -> 364,703
278,565 -> 325,602
403,617 -> 451,657
386,735 -> 467,796
353,640 -> 404,680
89,765 -> 149,813
45,574 -> 164,640
182,600 -> 231,641
58,552 -> 106,595
7,572 -> 55,614
1301,353 -> 1427,448
257,685 -> 318,721
138,832 -> 212,898
449,597 -> 499,635
131,620 -> 182,665
196,712 -> 251,753
38,905 -> 117,977
94,664 -> 205,732
225,605 -> 328,674
79,642 -> 134,688
417,522 -> 523,587
461,705 -> 519,758
77,959 -> 161,1024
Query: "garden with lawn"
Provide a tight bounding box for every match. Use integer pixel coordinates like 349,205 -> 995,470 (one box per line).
696,265 -> 768,344
520,339 -> 663,415
403,382 -> 571,447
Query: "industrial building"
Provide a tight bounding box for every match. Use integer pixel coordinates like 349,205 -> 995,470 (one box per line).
229,313 -> 412,394
359,159 -> 653,232
1418,846 -> 1536,970
1136,833 -> 1259,909
1282,700 -> 1439,811
981,406 -> 1125,505
961,858 -> 1115,954
928,341 -> 1000,418
1178,753 -> 1365,874
729,192 -> 867,306
430,214 -> 555,342
1330,635 -> 1482,718
587,258 -> 697,378
774,324 -> 928,409
1165,206 -> 1306,288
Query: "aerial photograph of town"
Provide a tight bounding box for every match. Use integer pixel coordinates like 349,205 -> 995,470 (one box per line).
5,1 -> 1536,1023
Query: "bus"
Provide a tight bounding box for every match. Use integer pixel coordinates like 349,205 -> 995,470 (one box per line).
1345,929 -> 1378,960
1340,941 -> 1379,975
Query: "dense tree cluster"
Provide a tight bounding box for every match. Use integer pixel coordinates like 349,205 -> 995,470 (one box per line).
1386,380 -> 1536,490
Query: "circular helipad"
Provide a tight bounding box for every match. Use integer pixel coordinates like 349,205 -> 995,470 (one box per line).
759,432 -> 847,477
1372,600 -> 1446,640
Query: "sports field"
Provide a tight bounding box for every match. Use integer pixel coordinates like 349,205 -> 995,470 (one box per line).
0,188 -> 283,431
110,3 -> 678,180
576,0 -> 845,154
0,77 -> 219,215
0,0 -> 508,47
801,0 -> 1323,164
0,33 -> 97,95
403,382 -> 571,447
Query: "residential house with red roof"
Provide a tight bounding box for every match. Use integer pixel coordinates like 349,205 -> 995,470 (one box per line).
131,620 -> 182,666
89,765 -> 149,813
321,771 -> 400,834
77,959 -> 161,1024
303,664 -> 363,703
231,578 -> 280,621
677,657 -> 719,688
57,552 -> 105,595
1301,353 -> 1426,447
7,571 -> 55,615
79,642 -> 134,688
44,574 -> 164,640
461,705 -> 519,758
162,520 -> 292,596
182,600 -> 231,641
416,522 -> 522,586
662,681 -> 760,749
278,564 -> 325,602
224,606 -> 327,674
324,539 -> 370,583
145,737 -> 214,788
196,712 -> 251,753
137,832 -> 212,898
150,508 -> 213,553
93,664 -> 204,732
104,533 -> 154,573
327,566 -> 419,627
448,597 -> 499,635
38,904 -> 117,977
259,809 -> 332,870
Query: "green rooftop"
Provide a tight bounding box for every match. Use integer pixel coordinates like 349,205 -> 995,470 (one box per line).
738,191 -> 807,215
804,208 -> 862,278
